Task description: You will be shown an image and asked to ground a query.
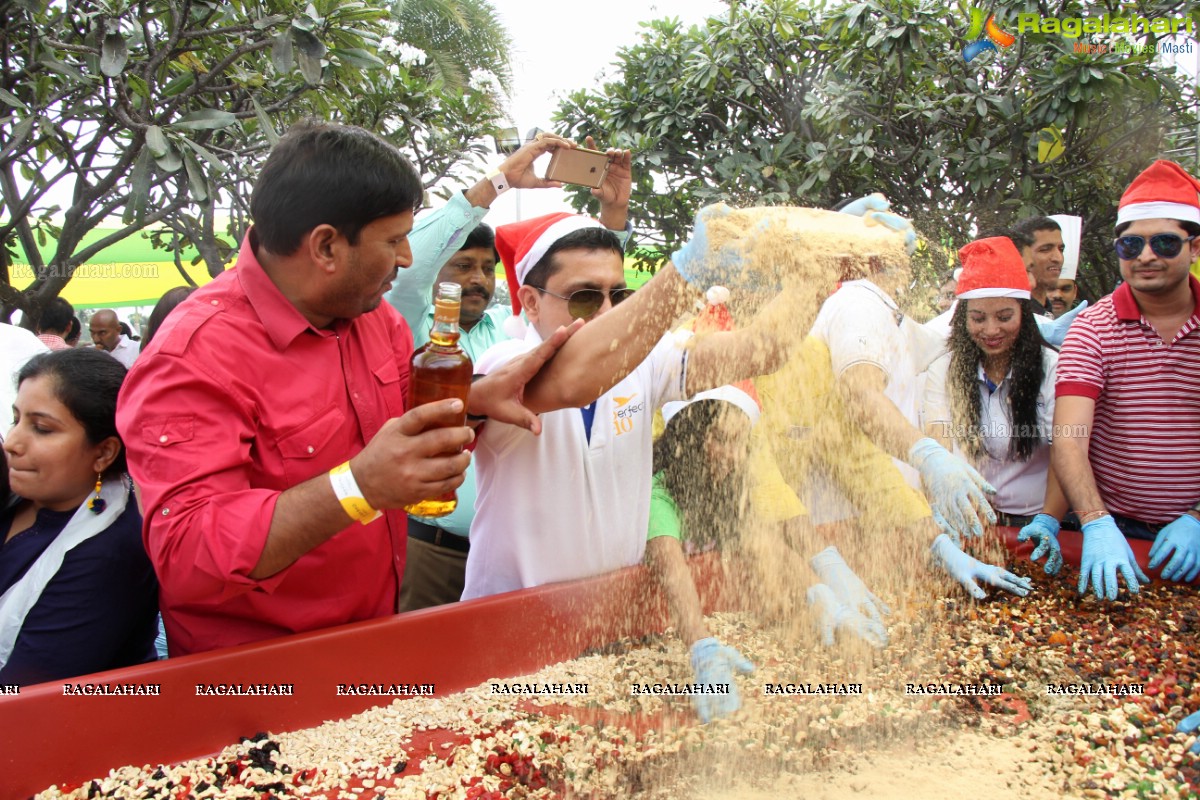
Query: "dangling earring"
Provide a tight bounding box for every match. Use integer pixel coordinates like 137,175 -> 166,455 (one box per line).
88,472 -> 106,514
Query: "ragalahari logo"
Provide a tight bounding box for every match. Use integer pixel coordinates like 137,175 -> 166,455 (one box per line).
962,7 -> 1016,62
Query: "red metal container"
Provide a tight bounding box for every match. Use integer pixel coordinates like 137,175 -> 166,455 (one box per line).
0,528 -> 1182,797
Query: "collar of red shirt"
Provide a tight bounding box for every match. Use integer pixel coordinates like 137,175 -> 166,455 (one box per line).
1112,273 -> 1200,322
235,228 -> 346,351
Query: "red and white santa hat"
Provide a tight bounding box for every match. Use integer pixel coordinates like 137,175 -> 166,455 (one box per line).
1116,160 -> 1200,227
495,213 -> 604,331
955,236 -> 1030,300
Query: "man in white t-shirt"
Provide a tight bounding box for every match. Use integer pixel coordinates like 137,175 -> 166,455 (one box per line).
466,209 -> 805,599
1,323 -> 49,421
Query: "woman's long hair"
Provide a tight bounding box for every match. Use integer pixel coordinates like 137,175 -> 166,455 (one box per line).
947,298 -> 1050,462
652,400 -> 750,549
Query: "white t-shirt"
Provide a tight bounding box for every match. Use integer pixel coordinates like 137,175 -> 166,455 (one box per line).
1,323 -> 49,422
809,280 -> 946,487
463,329 -> 688,600
106,334 -> 139,369
922,348 -> 1057,516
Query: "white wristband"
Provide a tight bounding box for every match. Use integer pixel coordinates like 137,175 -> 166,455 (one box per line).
329,461 -> 382,525
487,169 -> 510,196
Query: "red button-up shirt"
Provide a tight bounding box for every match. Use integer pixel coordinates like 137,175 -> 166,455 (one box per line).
117,232 -> 412,656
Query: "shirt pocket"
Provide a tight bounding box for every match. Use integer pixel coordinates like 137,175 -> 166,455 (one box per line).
373,358 -> 407,420
276,405 -> 348,486
138,415 -> 198,484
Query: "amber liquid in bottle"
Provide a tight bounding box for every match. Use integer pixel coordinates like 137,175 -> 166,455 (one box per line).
404,283 -> 474,518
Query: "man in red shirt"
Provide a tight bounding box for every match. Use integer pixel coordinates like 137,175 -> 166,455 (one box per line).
1051,160 -> 1200,601
116,123 -> 577,655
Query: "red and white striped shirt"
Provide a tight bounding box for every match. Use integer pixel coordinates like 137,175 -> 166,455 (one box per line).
1056,277 -> 1200,524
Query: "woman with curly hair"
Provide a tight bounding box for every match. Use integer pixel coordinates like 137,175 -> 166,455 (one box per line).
922,236 -> 1066,563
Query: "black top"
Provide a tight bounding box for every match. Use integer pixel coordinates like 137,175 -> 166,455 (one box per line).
0,494 -> 158,686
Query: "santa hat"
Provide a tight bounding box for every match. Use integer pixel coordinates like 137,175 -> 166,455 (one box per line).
662,385 -> 761,428
495,213 -> 604,338
1049,214 -> 1081,281
1116,160 -> 1200,227
955,236 -> 1031,300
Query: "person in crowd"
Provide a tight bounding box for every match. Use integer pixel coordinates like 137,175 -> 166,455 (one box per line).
116,122 -> 581,656
1047,214 -> 1083,319
36,298 -> 75,351
64,317 -> 82,348
88,309 -> 138,368
1046,160 -> 1200,600
923,236 -> 1060,533
141,286 -> 196,352
936,269 -> 960,314
1011,216 -> 1064,318
118,321 -> 138,342
646,386 -> 758,722
811,197 -> 995,543
1047,278 -> 1080,318
1,349 -> 157,685
388,134 -> 632,612
2,322 -> 48,420
465,204 -> 839,707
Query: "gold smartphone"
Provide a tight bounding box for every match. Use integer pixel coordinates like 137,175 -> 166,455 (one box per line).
544,146 -> 611,188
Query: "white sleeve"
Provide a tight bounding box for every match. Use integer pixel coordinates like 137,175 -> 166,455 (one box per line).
1039,348 -> 1058,443
921,353 -> 953,437
644,334 -> 690,410
815,288 -> 902,379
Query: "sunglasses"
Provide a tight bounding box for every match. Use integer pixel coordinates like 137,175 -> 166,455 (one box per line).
535,286 -> 635,319
1113,233 -> 1197,260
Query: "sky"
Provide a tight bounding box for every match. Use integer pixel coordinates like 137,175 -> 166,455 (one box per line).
464,0 -> 729,225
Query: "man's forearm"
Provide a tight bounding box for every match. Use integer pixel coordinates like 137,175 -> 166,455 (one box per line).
838,367 -> 924,461
645,537 -> 709,645
251,470 -> 357,579
1051,436 -> 1106,516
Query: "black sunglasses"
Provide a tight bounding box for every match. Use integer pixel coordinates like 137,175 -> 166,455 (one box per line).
1113,233 -> 1197,260
535,286 -> 635,319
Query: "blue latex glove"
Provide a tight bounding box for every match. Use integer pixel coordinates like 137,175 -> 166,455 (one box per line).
689,637 -> 754,723
1017,513 -> 1064,575
810,546 -> 890,636
931,534 -> 1032,599
907,437 -> 997,541
1035,300 -> 1088,347
1177,709 -> 1200,753
806,583 -> 888,648
670,203 -> 750,290
838,193 -> 918,255
1148,513 -> 1200,583
1079,515 -> 1150,600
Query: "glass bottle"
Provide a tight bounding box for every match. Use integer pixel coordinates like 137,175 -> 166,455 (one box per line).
404,282 -> 474,517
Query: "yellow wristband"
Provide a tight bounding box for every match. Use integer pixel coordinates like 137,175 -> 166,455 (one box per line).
329,461 -> 381,525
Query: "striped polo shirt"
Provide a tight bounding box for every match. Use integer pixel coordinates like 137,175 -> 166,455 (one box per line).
1056,276 -> 1200,524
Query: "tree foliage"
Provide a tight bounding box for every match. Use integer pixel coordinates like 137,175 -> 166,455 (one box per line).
0,0 -> 512,323
555,0 -> 1199,300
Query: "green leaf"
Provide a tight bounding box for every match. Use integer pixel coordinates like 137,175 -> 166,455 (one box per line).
161,71 -> 195,97
172,108 -> 238,131
333,47 -> 385,70
146,125 -> 169,158
153,141 -> 183,173
253,14 -> 289,30
126,74 -> 150,101
122,148 -> 153,225
292,28 -> 326,84
0,87 -> 26,110
271,32 -> 294,74
251,97 -> 279,146
183,137 -> 226,173
100,32 -> 128,77
183,149 -> 208,202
